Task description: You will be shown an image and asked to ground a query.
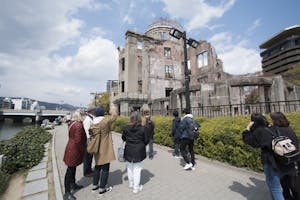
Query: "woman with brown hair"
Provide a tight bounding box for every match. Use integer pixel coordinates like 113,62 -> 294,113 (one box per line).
270,112 -> 300,200
122,111 -> 149,193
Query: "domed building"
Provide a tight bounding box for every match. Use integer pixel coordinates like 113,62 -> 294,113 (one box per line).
112,18 -> 300,116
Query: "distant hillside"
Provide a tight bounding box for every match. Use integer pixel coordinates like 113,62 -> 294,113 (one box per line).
0,97 -> 82,110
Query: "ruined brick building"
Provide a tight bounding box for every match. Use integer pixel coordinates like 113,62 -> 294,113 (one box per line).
111,18 -> 300,116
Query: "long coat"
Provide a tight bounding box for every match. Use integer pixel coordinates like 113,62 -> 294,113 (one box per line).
89,114 -> 117,166
63,121 -> 87,167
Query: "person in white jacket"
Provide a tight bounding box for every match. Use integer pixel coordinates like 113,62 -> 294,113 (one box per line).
83,108 -> 95,177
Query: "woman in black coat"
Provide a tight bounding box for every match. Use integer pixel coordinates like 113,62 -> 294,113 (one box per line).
270,112 -> 299,200
122,111 -> 149,194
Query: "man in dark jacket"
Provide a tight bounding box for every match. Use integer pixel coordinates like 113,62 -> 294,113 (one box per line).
171,110 -> 181,158
180,109 -> 196,170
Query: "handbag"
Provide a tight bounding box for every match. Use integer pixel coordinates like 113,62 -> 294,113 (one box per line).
117,142 -> 125,162
87,135 -> 100,154
87,124 -> 101,154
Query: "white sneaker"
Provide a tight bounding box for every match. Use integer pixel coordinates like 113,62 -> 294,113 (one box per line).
133,185 -> 143,194
183,163 -> 193,170
191,165 -> 196,171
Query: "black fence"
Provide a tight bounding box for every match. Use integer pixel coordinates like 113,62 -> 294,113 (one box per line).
152,100 -> 300,117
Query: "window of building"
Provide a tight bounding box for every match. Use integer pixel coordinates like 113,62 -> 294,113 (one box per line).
121,81 -> 125,92
121,58 -> 125,71
137,41 -> 142,49
197,51 -> 208,68
198,76 -> 208,83
165,65 -> 173,78
138,80 -> 142,93
162,32 -> 167,40
164,47 -> 171,58
165,88 -> 173,97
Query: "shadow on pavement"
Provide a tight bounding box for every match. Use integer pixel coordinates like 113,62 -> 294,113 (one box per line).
140,169 -> 155,185
109,167 -> 127,186
229,177 -> 269,199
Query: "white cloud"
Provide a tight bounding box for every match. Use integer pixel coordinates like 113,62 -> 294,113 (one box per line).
209,32 -> 262,75
123,15 -> 134,25
0,0 -> 118,106
246,18 -> 261,35
162,0 -> 236,31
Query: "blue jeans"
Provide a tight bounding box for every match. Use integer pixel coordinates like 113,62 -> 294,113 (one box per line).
263,164 -> 284,200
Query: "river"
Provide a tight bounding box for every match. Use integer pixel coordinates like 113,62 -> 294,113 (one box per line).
0,120 -> 32,141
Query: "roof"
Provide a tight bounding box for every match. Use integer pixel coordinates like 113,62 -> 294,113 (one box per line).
145,17 -> 184,33
259,25 -> 300,49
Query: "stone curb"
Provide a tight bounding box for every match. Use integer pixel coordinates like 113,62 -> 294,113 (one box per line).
21,143 -> 49,200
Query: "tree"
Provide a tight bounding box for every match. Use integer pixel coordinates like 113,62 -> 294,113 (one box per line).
96,92 -> 110,114
245,87 -> 259,104
283,65 -> 300,86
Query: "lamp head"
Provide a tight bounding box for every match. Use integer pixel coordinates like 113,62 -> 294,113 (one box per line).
169,28 -> 183,40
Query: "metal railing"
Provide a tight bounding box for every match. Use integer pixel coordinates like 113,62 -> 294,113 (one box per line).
151,100 -> 300,117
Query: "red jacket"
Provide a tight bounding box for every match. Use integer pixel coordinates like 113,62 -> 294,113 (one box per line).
63,121 -> 87,167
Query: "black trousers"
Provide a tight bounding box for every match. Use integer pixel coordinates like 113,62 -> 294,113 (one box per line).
180,138 -> 195,166
93,163 -> 110,188
83,150 -> 93,175
64,166 -> 76,193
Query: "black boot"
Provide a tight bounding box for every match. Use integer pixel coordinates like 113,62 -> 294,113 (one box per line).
63,192 -> 76,200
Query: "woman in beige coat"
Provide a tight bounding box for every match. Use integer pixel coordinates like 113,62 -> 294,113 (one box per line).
89,106 -> 118,195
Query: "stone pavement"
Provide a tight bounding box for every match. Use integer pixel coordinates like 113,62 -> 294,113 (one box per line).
54,124 -> 271,200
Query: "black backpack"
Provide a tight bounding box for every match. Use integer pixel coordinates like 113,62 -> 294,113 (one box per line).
186,118 -> 200,140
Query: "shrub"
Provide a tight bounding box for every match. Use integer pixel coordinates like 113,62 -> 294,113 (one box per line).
0,126 -> 52,174
0,170 -> 11,195
111,112 -> 300,172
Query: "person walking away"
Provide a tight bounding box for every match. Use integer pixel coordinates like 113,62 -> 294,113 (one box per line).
83,107 -> 95,177
179,109 -> 196,170
269,112 -> 299,200
141,104 -> 155,159
242,113 -> 297,200
89,106 -> 118,195
122,111 -> 150,193
63,110 -> 87,200
171,110 -> 181,158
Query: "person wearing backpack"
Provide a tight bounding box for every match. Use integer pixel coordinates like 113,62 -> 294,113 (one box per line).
242,113 -> 298,200
171,110 -> 181,158
179,109 -> 196,170
141,105 -> 155,159
270,112 -> 300,200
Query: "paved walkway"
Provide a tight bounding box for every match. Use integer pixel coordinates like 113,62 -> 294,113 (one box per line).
54,124 -> 271,200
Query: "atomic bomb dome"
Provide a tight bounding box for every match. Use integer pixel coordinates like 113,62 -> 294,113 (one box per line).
145,17 -> 184,39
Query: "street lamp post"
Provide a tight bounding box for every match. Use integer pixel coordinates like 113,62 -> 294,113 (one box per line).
169,28 -> 199,113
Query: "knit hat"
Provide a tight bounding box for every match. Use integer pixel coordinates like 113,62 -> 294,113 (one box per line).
95,106 -> 104,117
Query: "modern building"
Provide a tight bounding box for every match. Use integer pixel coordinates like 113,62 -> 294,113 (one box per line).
260,25 -> 300,75
111,18 -> 300,116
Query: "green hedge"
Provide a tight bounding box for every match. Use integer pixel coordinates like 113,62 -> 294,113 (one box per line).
0,126 -> 52,195
112,112 -> 300,172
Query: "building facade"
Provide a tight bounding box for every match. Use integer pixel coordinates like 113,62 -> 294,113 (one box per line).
112,19 -> 300,116
260,25 -> 300,75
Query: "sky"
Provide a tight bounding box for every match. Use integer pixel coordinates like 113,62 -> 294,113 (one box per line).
0,0 -> 299,107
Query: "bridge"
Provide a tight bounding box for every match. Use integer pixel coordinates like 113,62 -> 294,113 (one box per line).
0,109 -> 71,123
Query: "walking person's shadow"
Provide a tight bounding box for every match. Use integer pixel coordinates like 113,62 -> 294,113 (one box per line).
229,177 -> 271,200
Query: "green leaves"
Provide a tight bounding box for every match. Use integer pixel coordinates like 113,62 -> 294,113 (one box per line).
0,126 -> 51,174
111,112 -> 300,172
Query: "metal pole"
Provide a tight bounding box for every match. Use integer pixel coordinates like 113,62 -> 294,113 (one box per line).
183,31 -> 191,113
